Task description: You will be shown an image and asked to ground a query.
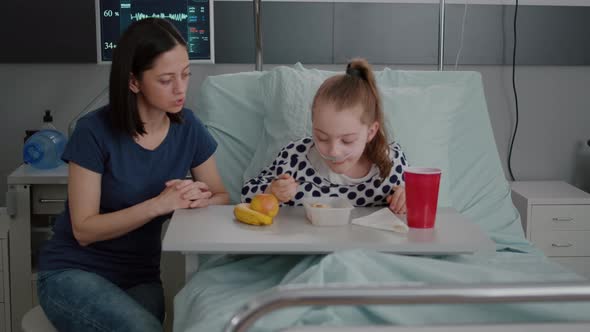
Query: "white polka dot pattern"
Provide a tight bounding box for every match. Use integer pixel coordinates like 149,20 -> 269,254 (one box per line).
241,137 -> 408,207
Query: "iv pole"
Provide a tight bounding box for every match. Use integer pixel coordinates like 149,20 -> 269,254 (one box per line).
438,0 -> 446,71
254,0 -> 263,71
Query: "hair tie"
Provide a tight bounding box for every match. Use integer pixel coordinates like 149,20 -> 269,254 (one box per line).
346,64 -> 363,79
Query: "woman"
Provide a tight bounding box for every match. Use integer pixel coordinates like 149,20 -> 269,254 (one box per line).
37,18 -> 229,332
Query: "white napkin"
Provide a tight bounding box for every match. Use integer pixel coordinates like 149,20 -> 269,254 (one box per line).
351,208 -> 409,234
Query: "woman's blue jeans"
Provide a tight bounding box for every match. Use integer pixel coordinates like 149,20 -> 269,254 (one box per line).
37,269 -> 164,332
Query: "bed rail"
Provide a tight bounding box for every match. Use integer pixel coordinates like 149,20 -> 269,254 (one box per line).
224,282 -> 590,332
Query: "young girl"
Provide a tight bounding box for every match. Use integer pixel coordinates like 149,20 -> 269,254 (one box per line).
37,18 -> 229,332
242,59 -> 408,213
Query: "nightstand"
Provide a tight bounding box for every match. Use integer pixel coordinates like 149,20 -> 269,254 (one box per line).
511,181 -> 590,278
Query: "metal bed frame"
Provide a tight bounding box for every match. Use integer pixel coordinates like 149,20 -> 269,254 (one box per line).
224,282 -> 590,332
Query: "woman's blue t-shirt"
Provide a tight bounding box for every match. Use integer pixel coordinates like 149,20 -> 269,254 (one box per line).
38,106 -> 217,288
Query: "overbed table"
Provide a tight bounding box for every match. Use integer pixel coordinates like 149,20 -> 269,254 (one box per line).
162,206 -> 496,279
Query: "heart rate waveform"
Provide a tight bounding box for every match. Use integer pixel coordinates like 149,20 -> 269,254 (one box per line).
99,0 -> 212,62
130,12 -> 189,21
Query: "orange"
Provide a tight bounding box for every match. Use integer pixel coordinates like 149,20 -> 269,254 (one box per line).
250,194 -> 279,217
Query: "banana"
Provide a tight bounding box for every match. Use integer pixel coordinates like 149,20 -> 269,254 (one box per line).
234,203 -> 273,226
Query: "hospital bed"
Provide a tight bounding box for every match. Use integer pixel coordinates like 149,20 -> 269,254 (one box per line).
167,65 -> 590,331
164,1 -> 590,330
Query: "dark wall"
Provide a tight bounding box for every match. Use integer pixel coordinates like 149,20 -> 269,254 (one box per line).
1,1 -> 589,65
0,1 -> 97,63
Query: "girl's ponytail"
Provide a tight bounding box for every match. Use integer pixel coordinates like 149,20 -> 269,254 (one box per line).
346,59 -> 392,179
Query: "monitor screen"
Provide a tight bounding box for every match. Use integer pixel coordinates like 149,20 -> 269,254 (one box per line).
95,0 -> 214,63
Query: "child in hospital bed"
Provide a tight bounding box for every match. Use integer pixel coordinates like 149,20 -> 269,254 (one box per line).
242,59 -> 408,213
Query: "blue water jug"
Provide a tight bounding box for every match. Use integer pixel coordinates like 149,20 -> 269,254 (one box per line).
23,129 -> 67,169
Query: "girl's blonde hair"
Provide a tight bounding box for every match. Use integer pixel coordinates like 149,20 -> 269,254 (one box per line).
311,58 -> 392,179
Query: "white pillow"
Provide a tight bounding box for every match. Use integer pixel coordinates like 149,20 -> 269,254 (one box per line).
242,65 -> 334,182
244,65 -> 459,206
381,85 -> 463,207
195,71 -> 266,203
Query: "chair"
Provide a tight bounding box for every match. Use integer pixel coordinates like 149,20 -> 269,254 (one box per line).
21,306 -> 57,332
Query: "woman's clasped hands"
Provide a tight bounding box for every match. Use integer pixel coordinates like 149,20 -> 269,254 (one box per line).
156,179 -> 212,213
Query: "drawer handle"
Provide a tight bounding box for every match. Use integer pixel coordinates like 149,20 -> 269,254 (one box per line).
39,198 -> 66,204
552,217 -> 574,222
551,243 -> 573,248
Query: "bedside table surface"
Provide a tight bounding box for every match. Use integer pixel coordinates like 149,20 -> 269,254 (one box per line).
164,206 -> 495,255
511,181 -> 590,205
7,163 -> 69,185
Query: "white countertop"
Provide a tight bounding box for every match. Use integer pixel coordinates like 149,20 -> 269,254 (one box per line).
7,164 -> 68,185
163,206 -> 495,255
511,181 -> 590,205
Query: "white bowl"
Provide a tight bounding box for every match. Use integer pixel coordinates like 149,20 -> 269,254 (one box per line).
302,197 -> 354,226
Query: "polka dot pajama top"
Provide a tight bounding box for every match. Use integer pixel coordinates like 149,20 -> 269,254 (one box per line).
241,137 -> 409,207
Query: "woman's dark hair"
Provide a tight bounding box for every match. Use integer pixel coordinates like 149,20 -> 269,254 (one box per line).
312,58 -> 392,179
109,18 -> 187,137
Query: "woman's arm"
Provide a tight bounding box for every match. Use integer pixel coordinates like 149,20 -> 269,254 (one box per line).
68,162 -> 189,246
190,155 -> 230,206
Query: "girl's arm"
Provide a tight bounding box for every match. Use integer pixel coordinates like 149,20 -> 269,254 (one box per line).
387,143 -> 409,213
241,147 -> 292,203
394,142 -> 409,186
68,162 -> 189,247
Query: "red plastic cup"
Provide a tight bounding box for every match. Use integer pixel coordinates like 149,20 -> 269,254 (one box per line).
405,167 -> 442,228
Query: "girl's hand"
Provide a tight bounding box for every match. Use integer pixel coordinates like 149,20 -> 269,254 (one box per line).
269,174 -> 298,203
386,185 -> 407,214
165,179 -> 213,209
